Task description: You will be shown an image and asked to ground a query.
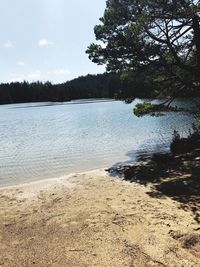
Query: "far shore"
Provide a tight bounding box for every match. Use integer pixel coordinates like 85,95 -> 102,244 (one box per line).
0,168 -> 199,267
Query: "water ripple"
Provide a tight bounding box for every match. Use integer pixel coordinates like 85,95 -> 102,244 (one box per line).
0,98 -> 196,186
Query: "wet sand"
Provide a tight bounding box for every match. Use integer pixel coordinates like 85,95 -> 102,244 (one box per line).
0,169 -> 199,267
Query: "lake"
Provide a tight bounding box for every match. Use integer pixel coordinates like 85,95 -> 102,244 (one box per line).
0,98 -> 197,187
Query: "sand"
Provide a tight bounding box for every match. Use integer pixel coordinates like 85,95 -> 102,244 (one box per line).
0,169 -> 199,267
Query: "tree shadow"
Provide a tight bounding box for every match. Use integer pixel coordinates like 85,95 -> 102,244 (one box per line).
108,149 -> 200,223
110,143 -> 170,172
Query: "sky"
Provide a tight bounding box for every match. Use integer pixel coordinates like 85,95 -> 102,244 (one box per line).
0,0 -> 106,84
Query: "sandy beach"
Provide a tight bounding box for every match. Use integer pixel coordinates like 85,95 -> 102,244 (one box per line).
0,169 -> 199,267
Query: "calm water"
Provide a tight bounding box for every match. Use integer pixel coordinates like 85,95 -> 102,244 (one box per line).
0,98 -> 196,187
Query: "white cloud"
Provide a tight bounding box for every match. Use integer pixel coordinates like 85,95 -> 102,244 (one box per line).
28,70 -> 41,80
7,70 -> 42,83
52,69 -> 71,76
17,61 -> 25,66
3,40 -> 13,48
38,39 -> 54,47
7,74 -> 25,83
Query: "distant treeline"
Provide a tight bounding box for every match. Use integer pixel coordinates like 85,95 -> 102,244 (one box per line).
0,73 -> 157,105
0,72 -> 199,105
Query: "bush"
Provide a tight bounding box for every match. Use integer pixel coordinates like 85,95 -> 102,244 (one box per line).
133,102 -> 183,117
170,125 -> 200,154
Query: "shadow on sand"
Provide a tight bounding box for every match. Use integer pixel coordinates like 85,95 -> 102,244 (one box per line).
108,148 -> 200,224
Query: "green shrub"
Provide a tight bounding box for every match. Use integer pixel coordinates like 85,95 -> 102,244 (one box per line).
133,102 -> 183,117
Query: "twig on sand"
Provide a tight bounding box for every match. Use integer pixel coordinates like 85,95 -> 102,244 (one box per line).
68,249 -> 85,252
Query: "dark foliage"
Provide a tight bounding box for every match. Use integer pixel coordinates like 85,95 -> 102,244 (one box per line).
1,71 -> 199,105
87,0 -> 200,94
171,124 -> 200,153
0,72 -> 158,105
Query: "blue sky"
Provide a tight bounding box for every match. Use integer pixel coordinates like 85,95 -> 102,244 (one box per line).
0,0 -> 106,84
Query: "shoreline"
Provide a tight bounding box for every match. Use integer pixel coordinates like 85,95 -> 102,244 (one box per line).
0,169 -> 91,190
0,165 -> 111,189
0,168 -> 199,266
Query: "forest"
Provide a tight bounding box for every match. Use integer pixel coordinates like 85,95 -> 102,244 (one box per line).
0,71 -> 200,105
0,72 -> 158,105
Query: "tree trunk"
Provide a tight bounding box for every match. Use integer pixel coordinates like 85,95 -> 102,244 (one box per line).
192,15 -> 200,81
